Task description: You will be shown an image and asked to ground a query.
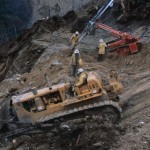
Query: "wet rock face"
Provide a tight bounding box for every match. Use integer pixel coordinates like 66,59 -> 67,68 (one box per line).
0,0 -> 92,45
0,0 -> 32,33
31,0 -> 92,20
0,0 -> 93,33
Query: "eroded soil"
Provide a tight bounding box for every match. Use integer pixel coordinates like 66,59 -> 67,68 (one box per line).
0,1 -> 150,150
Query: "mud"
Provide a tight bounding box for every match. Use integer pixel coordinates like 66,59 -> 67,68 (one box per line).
0,112 -> 124,150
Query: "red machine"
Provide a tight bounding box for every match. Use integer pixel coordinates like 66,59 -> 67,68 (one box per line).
95,22 -> 141,55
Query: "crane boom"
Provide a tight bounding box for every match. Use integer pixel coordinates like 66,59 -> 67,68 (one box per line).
94,23 -> 139,40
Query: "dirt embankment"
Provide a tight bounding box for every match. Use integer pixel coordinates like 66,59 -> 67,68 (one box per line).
0,1 -> 150,150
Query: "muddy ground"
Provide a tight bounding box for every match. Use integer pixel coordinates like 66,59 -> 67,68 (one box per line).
0,1 -> 150,150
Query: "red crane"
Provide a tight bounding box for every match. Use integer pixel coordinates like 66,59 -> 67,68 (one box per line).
94,22 -> 141,55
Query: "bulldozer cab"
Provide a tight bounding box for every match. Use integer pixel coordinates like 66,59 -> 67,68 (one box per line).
74,72 -> 104,100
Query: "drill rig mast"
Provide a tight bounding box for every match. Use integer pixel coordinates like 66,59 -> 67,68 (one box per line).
94,22 -> 141,55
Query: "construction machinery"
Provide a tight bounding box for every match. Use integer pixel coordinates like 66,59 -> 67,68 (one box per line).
78,0 -> 141,55
11,72 -> 122,126
94,22 -> 141,55
79,0 -> 114,42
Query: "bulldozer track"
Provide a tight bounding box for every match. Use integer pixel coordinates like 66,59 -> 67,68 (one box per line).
38,100 -> 122,123
2,100 -> 121,138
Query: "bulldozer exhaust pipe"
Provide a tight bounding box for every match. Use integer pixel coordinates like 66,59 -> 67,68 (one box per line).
31,87 -> 38,95
45,74 -> 52,90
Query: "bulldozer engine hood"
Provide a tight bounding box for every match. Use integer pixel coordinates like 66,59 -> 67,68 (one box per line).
12,83 -> 69,104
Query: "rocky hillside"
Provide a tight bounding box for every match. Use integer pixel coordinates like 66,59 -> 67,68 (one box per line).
0,0 -> 150,149
0,0 -> 100,46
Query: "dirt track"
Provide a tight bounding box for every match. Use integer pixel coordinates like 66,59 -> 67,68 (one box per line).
0,1 -> 150,150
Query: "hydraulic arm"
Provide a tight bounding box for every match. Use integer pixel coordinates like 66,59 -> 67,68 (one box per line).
79,0 -> 114,42
94,22 -> 141,55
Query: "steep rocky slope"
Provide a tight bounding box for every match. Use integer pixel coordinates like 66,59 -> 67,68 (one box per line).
0,1 -> 150,150
0,0 -> 97,47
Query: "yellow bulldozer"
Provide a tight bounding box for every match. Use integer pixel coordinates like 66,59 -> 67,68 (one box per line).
12,71 -> 123,125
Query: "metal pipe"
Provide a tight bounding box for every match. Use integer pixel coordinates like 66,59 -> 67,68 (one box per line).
79,0 -> 114,42
31,87 -> 38,95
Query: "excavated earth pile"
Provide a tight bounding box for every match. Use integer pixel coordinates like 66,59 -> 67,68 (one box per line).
0,1 -> 150,149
